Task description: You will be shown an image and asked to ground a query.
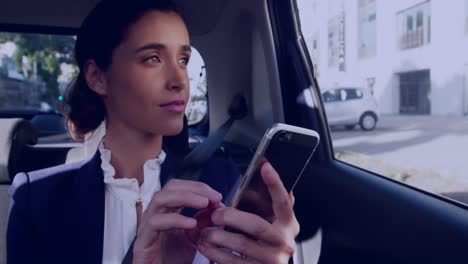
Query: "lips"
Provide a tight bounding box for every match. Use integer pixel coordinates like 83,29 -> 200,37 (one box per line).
160,100 -> 186,113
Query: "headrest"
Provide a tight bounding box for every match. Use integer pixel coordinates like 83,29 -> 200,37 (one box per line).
0,118 -> 25,182
30,114 -> 67,137
7,119 -> 38,181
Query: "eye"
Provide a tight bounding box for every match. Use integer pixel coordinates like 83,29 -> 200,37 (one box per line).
144,55 -> 161,65
179,56 -> 190,65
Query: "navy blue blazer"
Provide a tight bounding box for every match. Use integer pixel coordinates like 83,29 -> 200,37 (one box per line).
7,150 -> 240,264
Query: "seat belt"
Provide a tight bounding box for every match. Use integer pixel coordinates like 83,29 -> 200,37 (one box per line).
171,93 -> 247,181
122,94 -> 247,264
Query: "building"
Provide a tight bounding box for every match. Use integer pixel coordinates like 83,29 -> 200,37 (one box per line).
0,56 -> 43,110
302,0 -> 468,116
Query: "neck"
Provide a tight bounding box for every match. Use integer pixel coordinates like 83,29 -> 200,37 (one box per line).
103,119 -> 163,185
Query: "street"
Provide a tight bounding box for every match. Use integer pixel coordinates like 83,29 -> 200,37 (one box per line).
330,115 -> 468,194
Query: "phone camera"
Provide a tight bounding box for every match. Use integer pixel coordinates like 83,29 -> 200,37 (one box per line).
278,131 -> 293,141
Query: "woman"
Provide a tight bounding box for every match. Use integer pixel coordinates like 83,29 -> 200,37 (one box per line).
7,0 -> 299,263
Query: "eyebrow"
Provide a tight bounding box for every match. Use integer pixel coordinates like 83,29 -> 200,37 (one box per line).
135,43 -> 192,53
182,45 -> 192,52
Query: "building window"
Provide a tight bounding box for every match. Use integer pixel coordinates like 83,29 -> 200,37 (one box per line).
398,1 -> 431,50
328,31 -> 335,67
328,12 -> 346,71
307,32 -> 320,78
358,0 -> 377,58
416,11 -> 424,28
407,16 -> 414,32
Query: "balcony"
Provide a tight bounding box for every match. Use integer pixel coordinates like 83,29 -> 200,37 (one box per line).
400,28 -> 424,50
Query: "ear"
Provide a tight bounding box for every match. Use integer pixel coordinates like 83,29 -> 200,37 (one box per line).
84,59 -> 108,96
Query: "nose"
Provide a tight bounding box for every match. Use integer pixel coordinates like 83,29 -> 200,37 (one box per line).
165,61 -> 188,92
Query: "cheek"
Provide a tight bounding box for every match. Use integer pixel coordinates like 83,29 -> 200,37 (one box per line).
112,69 -> 163,105
105,80 -> 159,122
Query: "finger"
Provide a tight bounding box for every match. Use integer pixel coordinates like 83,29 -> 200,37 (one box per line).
163,179 -> 223,202
149,191 -> 210,213
197,241 -> 258,264
211,207 -> 283,245
136,213 -> 196,249
199,227 -> 276,263
261,162 -> 294,224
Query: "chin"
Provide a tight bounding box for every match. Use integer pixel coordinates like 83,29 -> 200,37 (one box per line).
164,126 -> 183,136
161,116 -> 185,136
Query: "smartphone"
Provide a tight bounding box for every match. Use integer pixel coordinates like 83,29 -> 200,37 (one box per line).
228,123 -> 320,223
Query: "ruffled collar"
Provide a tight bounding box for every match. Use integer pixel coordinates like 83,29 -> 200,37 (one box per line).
98,139 -> 166,211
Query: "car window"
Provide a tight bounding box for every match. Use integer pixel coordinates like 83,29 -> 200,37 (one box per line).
344,88 -> 363,100
297,0 -> 468,205
0,31 -> 207,130
339,89 -> 347,101
322,89 -> 341,102
185,48 -> 208,127
0,32 -> 76,113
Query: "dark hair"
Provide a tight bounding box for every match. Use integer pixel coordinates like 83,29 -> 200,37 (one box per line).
65,0 -> 181,141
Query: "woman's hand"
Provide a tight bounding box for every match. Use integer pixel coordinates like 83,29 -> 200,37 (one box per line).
132,179 -> 223,264
196,162 -> 300,264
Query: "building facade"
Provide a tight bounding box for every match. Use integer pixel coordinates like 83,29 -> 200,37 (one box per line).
303,0 -> 468,116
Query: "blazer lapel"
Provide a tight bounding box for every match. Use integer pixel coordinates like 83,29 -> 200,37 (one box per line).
67,151 -> 105,263
63,149 -> 181,263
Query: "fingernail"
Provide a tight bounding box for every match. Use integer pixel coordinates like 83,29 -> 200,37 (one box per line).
265,162 -> 274,172
187,218 -> 197,227
211,202 -> 225,208
210,191 -> 222,201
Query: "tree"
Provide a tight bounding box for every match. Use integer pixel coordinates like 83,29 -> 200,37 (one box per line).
0,32 -> 76,100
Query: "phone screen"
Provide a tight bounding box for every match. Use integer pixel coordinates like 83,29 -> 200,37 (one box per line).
233,129 -> 319,222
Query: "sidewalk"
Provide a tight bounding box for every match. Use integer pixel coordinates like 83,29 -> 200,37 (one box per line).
332,115 -> 468,194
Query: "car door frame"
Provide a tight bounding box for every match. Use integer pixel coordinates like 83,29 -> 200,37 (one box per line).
268,1 -> 468,263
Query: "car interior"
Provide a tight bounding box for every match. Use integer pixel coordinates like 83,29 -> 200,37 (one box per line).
1,0 -> 468,263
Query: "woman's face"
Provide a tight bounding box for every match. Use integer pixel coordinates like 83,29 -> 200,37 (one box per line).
102,10 -> 191,136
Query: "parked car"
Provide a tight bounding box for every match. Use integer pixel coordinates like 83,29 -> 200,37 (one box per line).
322,87 -> 379,131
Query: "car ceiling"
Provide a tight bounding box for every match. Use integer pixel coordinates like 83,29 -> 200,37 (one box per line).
0,0 -> 284,146
0,0 -> 227,36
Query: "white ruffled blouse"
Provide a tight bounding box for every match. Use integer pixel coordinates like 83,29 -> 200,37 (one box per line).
99,141 -> 208,264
